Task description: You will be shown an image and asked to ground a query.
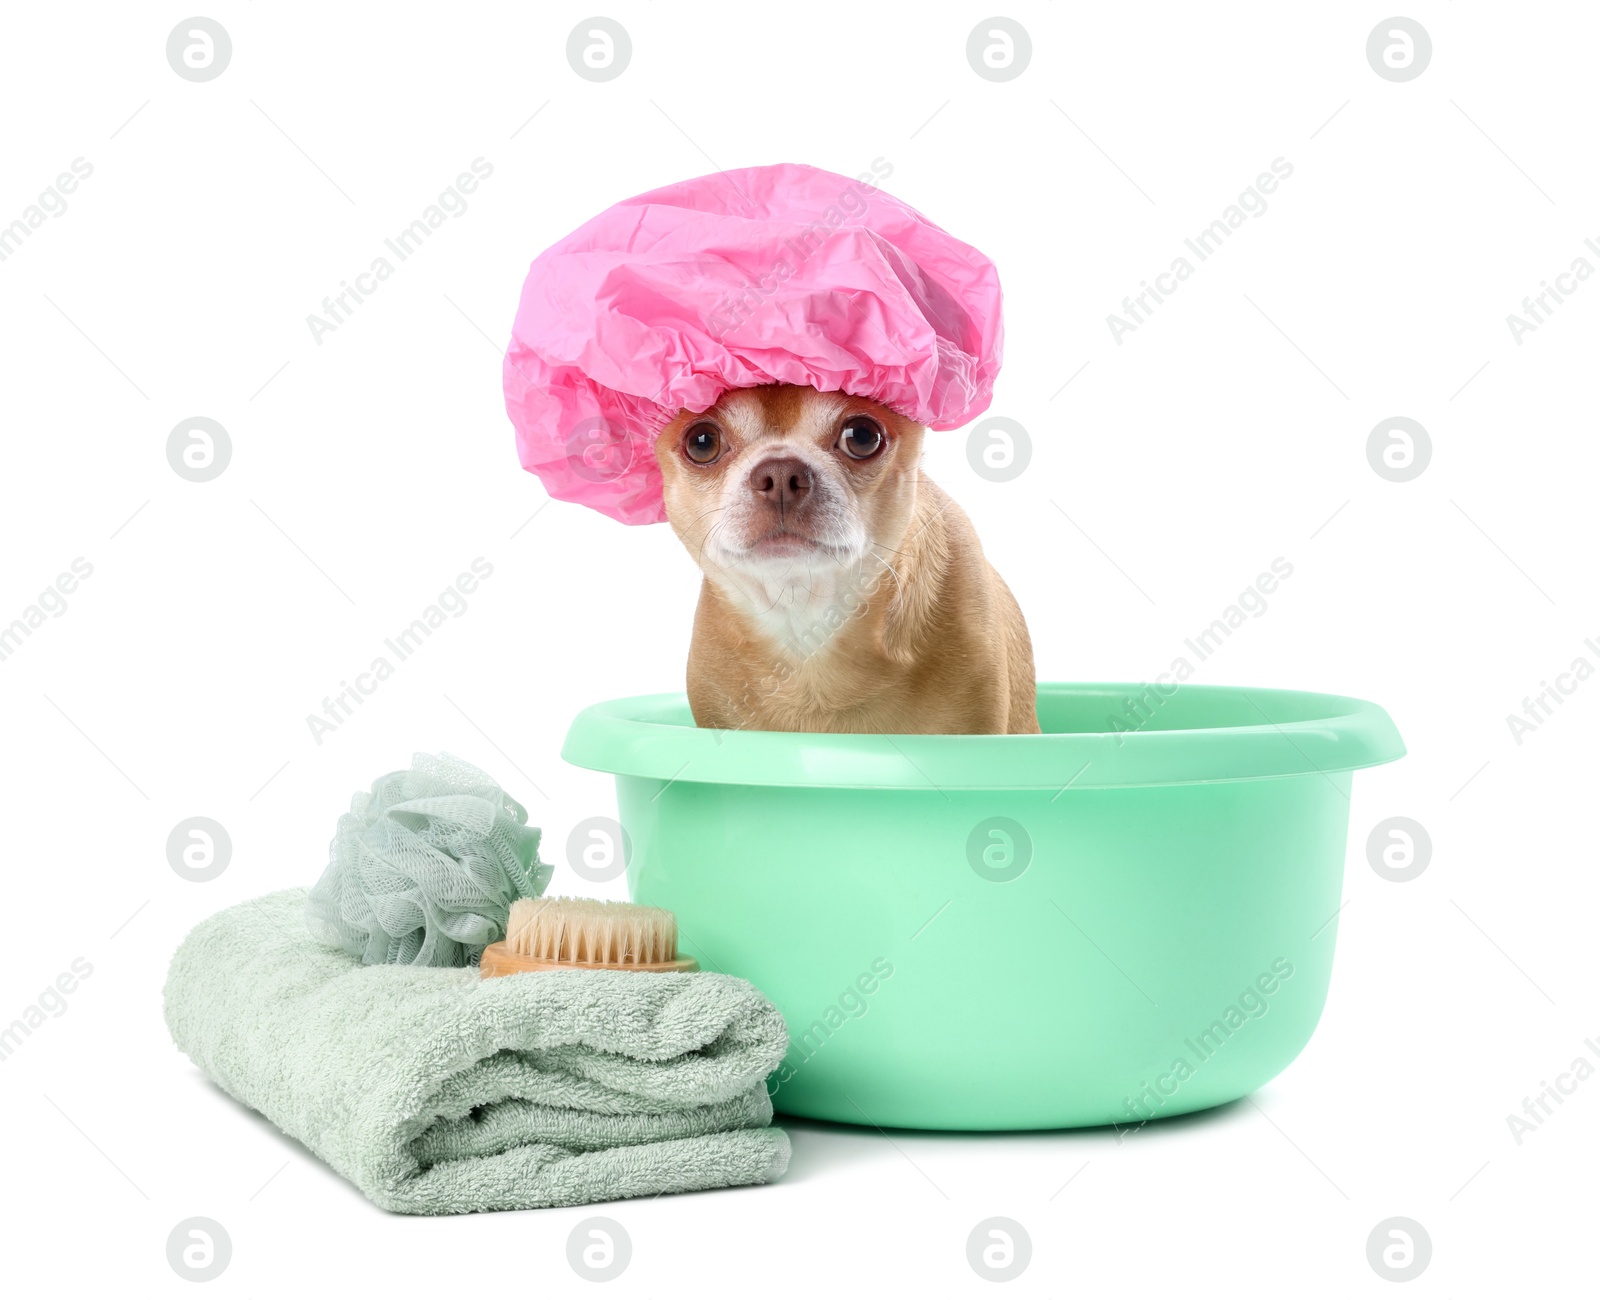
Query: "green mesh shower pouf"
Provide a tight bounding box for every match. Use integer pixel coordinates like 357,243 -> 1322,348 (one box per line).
305,753 -> 551,966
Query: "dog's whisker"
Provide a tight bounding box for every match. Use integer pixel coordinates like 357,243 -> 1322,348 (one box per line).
756,560 -> 802,616
697,516 -> 734,569
683,502 -> 728,531
868,547 -> 907,607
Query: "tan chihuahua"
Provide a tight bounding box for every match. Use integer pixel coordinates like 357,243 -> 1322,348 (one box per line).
654,384 -> 1038,735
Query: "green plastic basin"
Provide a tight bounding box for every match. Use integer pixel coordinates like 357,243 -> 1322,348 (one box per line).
562,683 -> 1405,1131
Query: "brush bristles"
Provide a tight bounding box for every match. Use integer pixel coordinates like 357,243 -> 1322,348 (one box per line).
505,897 -> 679,966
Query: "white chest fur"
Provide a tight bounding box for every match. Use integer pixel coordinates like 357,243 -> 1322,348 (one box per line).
711,554 -> 892,662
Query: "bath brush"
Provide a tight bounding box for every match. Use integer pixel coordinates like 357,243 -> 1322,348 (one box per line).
478,896 -> 699,976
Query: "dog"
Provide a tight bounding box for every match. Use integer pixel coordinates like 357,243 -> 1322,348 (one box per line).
654,383 -> 1039,735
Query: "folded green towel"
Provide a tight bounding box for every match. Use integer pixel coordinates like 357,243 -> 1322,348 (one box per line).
164,890 -> 791,1214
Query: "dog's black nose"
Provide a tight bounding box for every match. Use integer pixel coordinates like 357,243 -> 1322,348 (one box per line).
748,457 -> 813,509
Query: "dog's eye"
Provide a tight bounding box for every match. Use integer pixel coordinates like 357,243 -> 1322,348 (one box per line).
683,422 -> 722,465
839,416 -> 884,460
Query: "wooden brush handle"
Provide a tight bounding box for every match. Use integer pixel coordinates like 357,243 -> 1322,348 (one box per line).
478,941 -> 699,978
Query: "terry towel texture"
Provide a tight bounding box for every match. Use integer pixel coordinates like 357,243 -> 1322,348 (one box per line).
164,890 -> 791,1214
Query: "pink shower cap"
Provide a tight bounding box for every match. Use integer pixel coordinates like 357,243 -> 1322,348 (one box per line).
503,162 -> 1004,524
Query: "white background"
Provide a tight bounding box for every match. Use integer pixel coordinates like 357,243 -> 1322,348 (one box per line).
2,2 -> 1595,1294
